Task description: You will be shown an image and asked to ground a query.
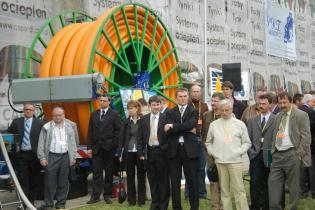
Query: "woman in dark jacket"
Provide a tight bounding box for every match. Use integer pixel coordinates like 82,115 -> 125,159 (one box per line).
119,100 -> 145,206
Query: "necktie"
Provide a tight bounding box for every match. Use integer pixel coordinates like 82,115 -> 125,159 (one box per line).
261,116 -> 266,130
101,110 -> 106,121
150,115 -> 158,145
275,113 -> 288,148
179,106 -> 184,116
22,119 -> 30,149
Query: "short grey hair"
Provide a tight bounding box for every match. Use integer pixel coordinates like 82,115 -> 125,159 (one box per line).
303,94 -> 315,104
219,99 -> 233,108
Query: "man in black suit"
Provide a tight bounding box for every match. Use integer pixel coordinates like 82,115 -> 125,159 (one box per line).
299,94 -> 315,198
165,88 -> 199,210
7,103 -> 44,205
137,95 -> 170,210
247,94 -> 276,210
86,94 -> 121,204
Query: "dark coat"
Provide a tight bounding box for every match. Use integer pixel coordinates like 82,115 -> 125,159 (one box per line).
7,117 -> 44,156
165,105 -> 199,159
137,113 -> 168,157
87,109 -> 121,154
299,104 -> 315,154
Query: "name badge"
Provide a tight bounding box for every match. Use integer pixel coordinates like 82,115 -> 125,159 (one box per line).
276,133 -> 285,139
224,135 -> 232,143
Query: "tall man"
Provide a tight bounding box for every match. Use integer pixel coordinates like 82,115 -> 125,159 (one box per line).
137,95 -> 170,210
247,94 -> 276,210
222,81 -> 246,119
202,92 -> 225,210
299,94 -> 315,198
165,88 -> 199,210
7,103 -> 44,205
268,92 -> 311,210
37,107 -> 77,210
86,94 -> 121,204
186,85 -> 208,199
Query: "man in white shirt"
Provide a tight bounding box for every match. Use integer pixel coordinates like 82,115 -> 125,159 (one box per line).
37,107 -> 78,210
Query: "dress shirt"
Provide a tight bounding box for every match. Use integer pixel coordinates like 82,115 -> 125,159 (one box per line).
49,121 -> 68,153
178,104 -> 187,143
149,113 -> 160,146
100,108 -> 108,120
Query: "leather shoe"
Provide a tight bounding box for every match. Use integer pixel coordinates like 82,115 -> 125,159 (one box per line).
104,197 -> 112,204
55,205 -> 66,209
86,198 -> 100,204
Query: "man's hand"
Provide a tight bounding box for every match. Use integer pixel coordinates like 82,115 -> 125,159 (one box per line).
70,159 -> 76,166
189,128 -> 196,134
164,124 -> 173,132
87,149 -> 92,157
40,159 -> 48,167
139,156 -> 145,160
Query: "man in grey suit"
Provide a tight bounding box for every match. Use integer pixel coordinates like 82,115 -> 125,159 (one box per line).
37,106 -> 78,210
247,94 -> 275,210
268,92 -> 312,210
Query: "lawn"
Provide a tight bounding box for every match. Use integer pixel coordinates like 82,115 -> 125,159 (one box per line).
74,182 -> 315,210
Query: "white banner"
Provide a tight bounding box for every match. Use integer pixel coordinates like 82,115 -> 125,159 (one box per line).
170,0 -> 204,84
265,2 -> 297,59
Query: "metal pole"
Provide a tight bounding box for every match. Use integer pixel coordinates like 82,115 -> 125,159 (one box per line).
204,0 -> 208,102
0,134 -> 36,210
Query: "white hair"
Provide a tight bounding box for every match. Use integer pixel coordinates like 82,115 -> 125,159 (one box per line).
303,94 -> 315,104
219,99 -> 233,108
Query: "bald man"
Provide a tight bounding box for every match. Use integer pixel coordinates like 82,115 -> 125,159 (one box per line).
37,107 -> 78,210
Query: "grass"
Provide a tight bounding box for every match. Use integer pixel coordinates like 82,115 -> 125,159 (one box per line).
74,182 -> 315,210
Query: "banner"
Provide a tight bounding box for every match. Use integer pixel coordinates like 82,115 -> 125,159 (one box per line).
265,2 -> 297,59
170,0 -> 204,84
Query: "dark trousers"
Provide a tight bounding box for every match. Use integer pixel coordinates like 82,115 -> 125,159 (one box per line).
126,152 -> 145,205
250,151 -> 270,210
268,149 -> 300,210
17,151 -> 41,203
44,152 -> 70,207
91,149 -> 114,199
299,155 -> 315,196
147,146 -> 170,210
185,139 -> 207,198
169,144 -> 199,210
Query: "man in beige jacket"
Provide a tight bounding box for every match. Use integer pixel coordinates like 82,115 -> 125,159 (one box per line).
206,99 -> 251,210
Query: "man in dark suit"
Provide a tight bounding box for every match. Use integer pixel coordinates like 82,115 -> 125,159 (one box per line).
86,94 -> 121,204
247,94 -> 276,210
137,95 -> 170,210
298,94 -> 315,198
268,92 -> 311,210
7,103 -> 44,205
164,88 -> 199,210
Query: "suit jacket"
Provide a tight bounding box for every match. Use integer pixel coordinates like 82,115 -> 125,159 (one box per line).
247,113 -> 275,167
7,117 -> 44,156
233,98 -> 246,120
87,108 -> 121,153
272,107 -> 312,167
119,116 -> 141,157
37,120 -> 77,161
165,105 -> 199,159
299,104 -> 315,154
137,113 -> 168,158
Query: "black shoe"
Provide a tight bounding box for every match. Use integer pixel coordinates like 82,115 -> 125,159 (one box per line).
55,205 -> 66,209
104,197 -> 112,204
312,193 -> 315,199
86,198 -> 100,204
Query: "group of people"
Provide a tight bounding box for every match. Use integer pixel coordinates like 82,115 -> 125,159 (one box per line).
6,80 -> 315,210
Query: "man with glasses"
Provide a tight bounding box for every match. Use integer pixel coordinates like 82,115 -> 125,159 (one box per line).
8,103 -> 44,207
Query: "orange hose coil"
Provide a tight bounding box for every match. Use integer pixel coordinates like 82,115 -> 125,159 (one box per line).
39,5 -> 179,144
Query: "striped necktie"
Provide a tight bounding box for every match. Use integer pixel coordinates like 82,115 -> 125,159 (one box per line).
22,119 -> 31,149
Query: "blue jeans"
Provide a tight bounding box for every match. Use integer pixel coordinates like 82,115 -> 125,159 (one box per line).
185,138 -> 207,198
